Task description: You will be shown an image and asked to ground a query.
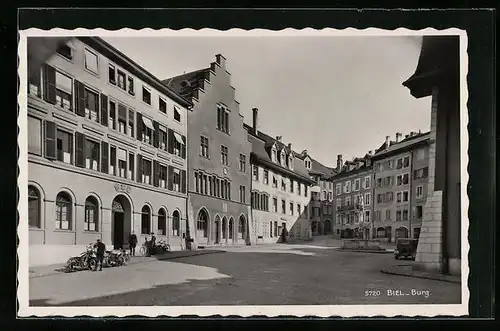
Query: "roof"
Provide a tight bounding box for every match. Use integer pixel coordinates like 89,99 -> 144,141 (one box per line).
403,36 -> 460,98
293,150 -> 335,180
78,37 -> 192,108
161,68 -> 210,100
329,156 -> 374,181
372,132 -> 431,160
243,124 -> 315,185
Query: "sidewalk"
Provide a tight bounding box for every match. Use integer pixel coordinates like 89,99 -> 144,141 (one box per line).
29,249 -> 225,279
381,264 -> 461,284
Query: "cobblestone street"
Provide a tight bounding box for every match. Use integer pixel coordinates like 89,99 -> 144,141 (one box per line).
29,244 -> 461,306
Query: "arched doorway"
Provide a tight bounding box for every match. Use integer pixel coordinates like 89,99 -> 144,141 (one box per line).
395,226 -> 409,239
385,226 -> 393,243
228,217 -> 234,242
238,215 -> 246,242
196,208 -> 209,243
214,215 -> 221,244
324,220 -> 331,234
111,195 -> 132,249
222,217 -> 227,242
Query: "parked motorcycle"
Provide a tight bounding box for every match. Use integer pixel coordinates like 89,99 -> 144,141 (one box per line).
65,243 -> 97,272
103,249 -> 126,267
156,239 -> 171,253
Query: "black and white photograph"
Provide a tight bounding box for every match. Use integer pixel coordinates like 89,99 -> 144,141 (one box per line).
17,27 -> 469,317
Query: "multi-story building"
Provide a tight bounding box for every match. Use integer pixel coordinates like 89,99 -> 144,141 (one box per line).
294,151 -> 336,235
371,132 -> 431,242
331,153 -> 375,239
244,108 -> 315,244
26,37 -> 191,266
162,54 -> 252,247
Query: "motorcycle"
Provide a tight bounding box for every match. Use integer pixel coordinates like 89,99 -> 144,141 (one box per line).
103,249 -> 128,267
65,243 -> 97,272
156,239 -> 171,253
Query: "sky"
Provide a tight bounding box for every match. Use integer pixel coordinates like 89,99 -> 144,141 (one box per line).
104,35 -> 431,168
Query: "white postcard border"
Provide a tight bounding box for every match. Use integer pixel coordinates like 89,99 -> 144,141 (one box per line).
17,27 -> 469,317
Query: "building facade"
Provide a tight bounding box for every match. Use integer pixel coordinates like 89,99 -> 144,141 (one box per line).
245,109 -> 315,244
295,151 -> 336,236
27,37 -> 191,266
371,132 -> 431,243
163,55 -> 252,247
331,154 -> 375,239
403,36 -> 461,275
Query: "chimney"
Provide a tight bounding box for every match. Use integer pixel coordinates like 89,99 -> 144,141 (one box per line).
215,54 -> 226,68
368,150 -> 373,156
288,143 -> 292,152
418,129 -> 422,134
275,136 -> 282,142
396,132 -> 402,143
337,154 -> 343,171
252,108 -> 259,134
385,136 -> 390,149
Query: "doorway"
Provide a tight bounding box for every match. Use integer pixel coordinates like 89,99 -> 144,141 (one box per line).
215,220 -> 220,244
111,194 -> 131,250
113,212 -> 124,249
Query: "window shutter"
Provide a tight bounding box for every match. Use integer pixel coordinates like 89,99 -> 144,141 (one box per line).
100,94 -> 108,126
42,64 -> 56,104
167,128 -> 174,153
136,154 -> 143,183
75,132 -> 85,168
74,80 -> 86,116
44,120 -> 57,159
167,165 -> 174,190
136,112 -> 143,141
181,170 -> 186,193
101,141 -> 109,173
181,135 -> 186,159
153,121 -> 159,148
153,160 -> 159,187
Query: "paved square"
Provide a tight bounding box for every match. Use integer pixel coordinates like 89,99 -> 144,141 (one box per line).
30,244 -> 461,306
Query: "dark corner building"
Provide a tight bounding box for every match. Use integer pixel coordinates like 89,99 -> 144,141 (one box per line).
402,35 -> 461,275
162,54 -> 253,247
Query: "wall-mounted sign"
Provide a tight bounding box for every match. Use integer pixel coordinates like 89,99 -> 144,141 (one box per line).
114,183 -> 132,194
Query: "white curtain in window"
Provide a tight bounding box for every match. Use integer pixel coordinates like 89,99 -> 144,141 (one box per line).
55,71 -> 72,93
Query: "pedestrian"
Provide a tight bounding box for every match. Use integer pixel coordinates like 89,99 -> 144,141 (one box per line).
281,225 -> 288,244
93,238 -> 106,271
128,232 -> 137,256
150,232 -> 156,255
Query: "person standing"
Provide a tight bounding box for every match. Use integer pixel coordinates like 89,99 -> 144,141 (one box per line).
94,238 -> 106,271
150,232 -> 156,255
128,232 -> 138,256
281,225 -> 288,244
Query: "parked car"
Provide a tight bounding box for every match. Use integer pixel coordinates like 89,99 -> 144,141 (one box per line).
394,238 -> 419,260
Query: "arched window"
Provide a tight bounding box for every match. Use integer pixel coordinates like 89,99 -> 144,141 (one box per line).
228,217 -> 234,239
55,192 -> 72,230
158,208 -> 167,235
197,209 -> 208,238
280,152 -> 286,166
172,210 -> 180,236
28,185 -> 41,228
238,215 -> 245,239
222,217 -> 227,239
141,205 -> 151,234
84,196 -> 98,231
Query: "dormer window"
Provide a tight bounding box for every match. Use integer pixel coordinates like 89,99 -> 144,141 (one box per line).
280,151 -> 286,166
271,147 -> 277,163
288,155 -> 294,170
305,159 -> 311,170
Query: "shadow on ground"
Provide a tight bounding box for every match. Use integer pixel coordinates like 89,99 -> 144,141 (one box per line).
30,249 -> 461,307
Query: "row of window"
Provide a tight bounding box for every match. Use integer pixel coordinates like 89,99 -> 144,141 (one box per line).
335,193 -> 372,210
53,44 -> 182,122
194,171 -> 234,201
199,136 -> 249,174
271,146 -> 294,170
376,184 -> 425,205
374,206 -> 423,222
335,210 -> 371,225
196,209 -> 246,240
28,187 -> 182,235
30,65 -> 186,157
252,166 -> 308,197
375,169 -> 428,188
251,193 -> 307,217
29,118 -> 186,192
376,156 -> 411,172
335,175 -> 372,195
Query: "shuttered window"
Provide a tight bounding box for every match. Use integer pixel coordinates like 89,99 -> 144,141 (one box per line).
28,116 -> 42,155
